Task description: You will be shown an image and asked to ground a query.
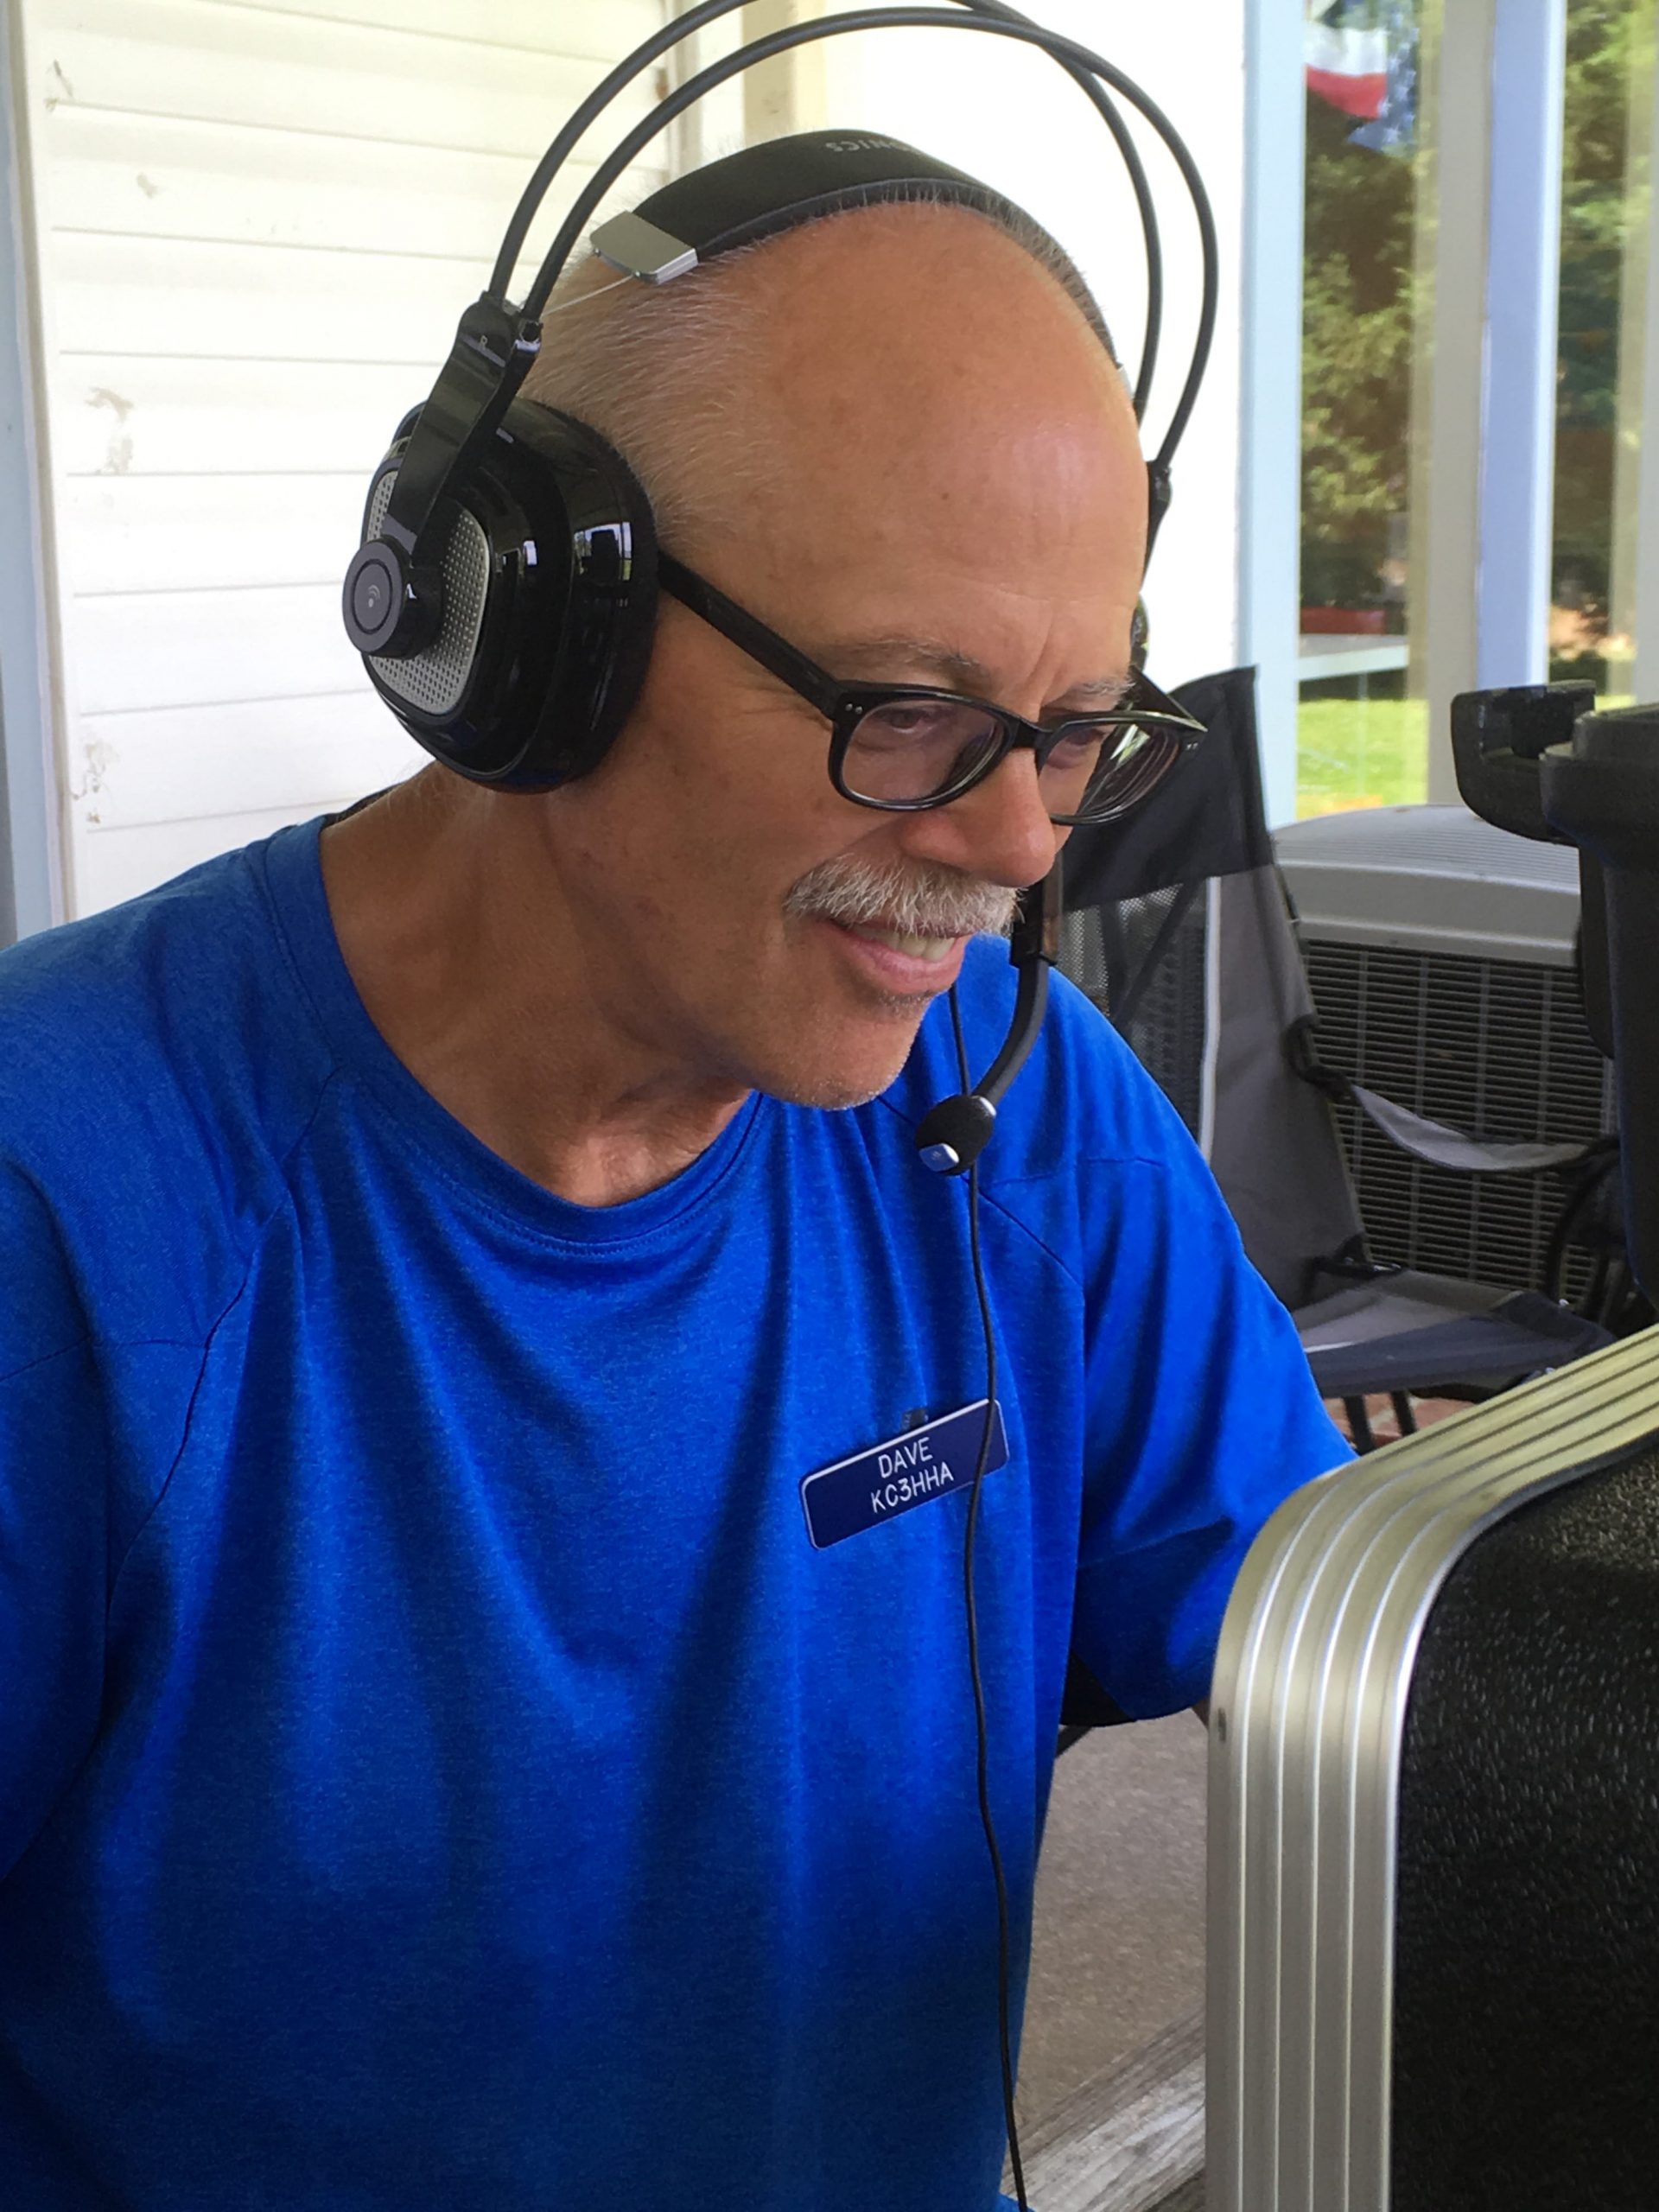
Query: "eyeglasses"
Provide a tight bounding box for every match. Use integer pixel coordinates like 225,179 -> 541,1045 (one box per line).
656,552 -> 1205,826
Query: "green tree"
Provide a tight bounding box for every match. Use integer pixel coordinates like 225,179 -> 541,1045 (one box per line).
1554,0 -> 1638,637
1299,1 -> 1637,636
1300,88 -> 1414,612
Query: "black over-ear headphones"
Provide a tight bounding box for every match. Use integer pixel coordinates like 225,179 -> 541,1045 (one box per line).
347,134 -> 1094,791
341,0 -> 1216,799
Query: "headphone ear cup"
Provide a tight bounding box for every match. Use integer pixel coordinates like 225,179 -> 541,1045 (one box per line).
353,404 -> 659,791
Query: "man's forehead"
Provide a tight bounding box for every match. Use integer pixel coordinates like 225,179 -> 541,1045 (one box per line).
741,200 -> 1121,371
715,207 -> 1143,508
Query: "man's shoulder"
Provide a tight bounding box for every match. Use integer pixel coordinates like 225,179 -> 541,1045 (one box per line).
0,830 -> 329,1109
0,830 -> 338,1349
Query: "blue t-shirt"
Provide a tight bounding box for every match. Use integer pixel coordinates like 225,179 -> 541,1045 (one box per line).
0,819 -> 1344,2209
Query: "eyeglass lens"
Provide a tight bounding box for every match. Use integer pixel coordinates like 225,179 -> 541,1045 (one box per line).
841,698 -> 1182,823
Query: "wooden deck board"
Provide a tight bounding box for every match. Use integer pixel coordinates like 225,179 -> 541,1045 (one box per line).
1008,2006 -> 1204,2212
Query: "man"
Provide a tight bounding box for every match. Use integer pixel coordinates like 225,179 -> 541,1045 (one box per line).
0,166 -> 1344,2208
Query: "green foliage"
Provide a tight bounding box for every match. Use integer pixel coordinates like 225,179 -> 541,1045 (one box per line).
1300,2 -> 1639,621
1554,2 -> 1640,619
1300,92 -> 1415,608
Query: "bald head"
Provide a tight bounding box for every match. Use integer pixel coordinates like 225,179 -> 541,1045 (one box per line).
702,206 -> 1140,581
521,199 -> 1141,571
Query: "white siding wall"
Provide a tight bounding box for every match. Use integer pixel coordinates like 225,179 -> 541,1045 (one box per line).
14,0 -> 670,918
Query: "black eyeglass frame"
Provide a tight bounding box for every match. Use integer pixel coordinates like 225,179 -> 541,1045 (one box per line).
656,552 -> 1205,825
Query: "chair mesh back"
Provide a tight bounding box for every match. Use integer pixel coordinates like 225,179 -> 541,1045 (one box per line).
1059,670 -> 1370,1309
1061,891 -> 1209,1141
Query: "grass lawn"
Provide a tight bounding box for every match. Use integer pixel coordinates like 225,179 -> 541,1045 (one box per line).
1296,696 -> 1429,816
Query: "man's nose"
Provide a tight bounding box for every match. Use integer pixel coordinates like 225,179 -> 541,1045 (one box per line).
893,747 -> 1066,890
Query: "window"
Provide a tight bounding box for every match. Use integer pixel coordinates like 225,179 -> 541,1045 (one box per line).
1297,0 -> 1424,817
1554,0 -> 1644,701
1294,0 -> 1656,819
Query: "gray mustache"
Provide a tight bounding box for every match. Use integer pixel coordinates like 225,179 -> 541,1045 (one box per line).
784,856 -> 1018,940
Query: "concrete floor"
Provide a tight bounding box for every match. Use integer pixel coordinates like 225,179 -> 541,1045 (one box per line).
1016,1711 -> 1209,2137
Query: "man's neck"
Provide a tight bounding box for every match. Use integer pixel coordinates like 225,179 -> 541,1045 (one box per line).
318,775 -> 748,1208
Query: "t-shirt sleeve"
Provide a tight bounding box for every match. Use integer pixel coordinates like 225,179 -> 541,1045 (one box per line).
1066,1094 -> 1352,1720
0,1166 -> 205,1878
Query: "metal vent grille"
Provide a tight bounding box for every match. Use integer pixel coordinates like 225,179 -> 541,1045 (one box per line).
1278,801 -> 1583,889
363,472 -> 490,715
1060,888 -> 1208,1139
1304,939 -> 1614,1300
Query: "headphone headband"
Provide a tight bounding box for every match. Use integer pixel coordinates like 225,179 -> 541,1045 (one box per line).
621,130 -> 1112,352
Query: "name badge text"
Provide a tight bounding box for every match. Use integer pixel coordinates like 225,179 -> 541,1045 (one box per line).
799,1399 -> 1008,1550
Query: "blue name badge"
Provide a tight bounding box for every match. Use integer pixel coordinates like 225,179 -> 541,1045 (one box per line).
799,1399 -> 1008,1550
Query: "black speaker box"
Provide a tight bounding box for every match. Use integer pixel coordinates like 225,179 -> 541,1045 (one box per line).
1208,1328 -> 1659,2210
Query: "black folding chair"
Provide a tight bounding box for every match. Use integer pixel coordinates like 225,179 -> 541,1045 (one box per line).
1060,667 -> 1612,1454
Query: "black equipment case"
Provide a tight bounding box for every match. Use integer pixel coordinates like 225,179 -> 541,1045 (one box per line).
1206,690 -> 1659,2210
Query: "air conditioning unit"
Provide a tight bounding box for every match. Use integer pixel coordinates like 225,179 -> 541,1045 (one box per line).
1273,804 -> 1615,1301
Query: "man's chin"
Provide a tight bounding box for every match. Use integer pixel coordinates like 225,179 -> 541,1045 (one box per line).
757,1010 -> 933,1112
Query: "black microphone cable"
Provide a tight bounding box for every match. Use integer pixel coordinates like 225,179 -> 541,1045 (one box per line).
949,986 -> 1029,2212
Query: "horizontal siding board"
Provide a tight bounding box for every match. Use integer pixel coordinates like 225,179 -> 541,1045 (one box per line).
32,0 -> 664,162
41,111 -> 660,268
220,0 -> 669,66
51,355 -> 427,475
47,229 -> 659,368
52,232 -> 499,367
74,690 -> 416,831
59,474 -> 366,596
69,583 -> 365,714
